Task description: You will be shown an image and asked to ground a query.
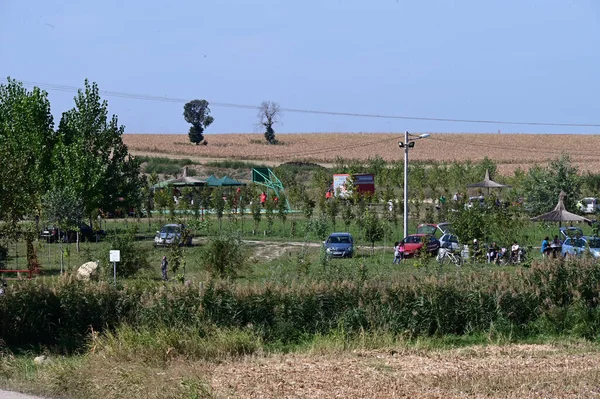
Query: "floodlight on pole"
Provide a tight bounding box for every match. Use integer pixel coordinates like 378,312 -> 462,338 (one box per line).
399,131 -> 430,240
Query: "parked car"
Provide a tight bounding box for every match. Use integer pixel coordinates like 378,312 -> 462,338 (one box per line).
559,226 -> 584,241
561,236 -> 600,259
323,232 -> 354,258
577,197 -> 600,214
40,224 -> 106,243
416,222 -> 452,237
399,234 -> 440,258
439,233 -> 460,251
154,224 -> 192,247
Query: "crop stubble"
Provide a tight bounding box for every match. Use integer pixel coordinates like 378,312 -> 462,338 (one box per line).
123,133 -> 600,174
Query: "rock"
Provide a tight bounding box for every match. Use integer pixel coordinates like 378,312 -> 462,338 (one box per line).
33,355 -> 52,365
77,261 -> 99,281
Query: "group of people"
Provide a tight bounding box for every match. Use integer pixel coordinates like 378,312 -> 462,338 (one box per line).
540,235 -> 563,258
472,239 -> 525,264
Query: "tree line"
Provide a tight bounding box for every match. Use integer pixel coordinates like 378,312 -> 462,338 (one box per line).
0,78 -> 145,240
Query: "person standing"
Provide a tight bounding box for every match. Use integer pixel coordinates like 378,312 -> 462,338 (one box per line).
161,255 -> 169,281
541,236 -> 550,257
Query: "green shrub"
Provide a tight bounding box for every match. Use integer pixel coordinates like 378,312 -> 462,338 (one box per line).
201,233 -> 246,278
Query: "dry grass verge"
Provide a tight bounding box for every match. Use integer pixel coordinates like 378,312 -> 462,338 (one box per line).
4,342 -> 600,399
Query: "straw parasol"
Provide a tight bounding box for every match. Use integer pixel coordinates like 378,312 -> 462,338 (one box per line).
530,191 -> 592,227
467,169 -> 509,195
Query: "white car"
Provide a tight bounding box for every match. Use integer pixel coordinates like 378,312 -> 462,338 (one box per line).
439,233 -> 460,251
577,198 -> 600,214
154,224 -> 192,247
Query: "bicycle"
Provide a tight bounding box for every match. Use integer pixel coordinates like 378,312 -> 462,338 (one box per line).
436,247 -> 464,266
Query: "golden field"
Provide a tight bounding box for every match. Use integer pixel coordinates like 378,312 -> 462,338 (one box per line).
123,133 -> 600,174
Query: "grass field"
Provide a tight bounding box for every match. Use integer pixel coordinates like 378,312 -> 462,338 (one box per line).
123,133 -> 600,174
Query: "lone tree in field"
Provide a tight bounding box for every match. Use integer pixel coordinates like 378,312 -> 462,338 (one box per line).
184,99 -> 214,145
258,101 -> 281,144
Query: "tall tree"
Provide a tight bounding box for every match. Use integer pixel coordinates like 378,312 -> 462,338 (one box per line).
53,80 -> 144,224
0,78 -> 56,238
184,99 -> 214,145
257,101 -> 281,144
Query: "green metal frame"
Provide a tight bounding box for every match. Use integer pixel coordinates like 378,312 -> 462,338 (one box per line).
251,167 -> 291,210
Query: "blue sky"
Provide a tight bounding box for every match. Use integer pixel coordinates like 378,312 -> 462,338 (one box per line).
1,0 -> 599,134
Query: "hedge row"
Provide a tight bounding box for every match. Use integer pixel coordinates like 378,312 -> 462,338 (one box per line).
2,260 -> 600,353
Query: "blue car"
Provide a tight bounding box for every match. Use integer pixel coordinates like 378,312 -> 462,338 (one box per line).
324,233 -> 354,258
561,236 -> 600,259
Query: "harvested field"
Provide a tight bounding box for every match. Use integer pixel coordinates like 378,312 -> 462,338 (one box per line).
124,133 -> 600,174
209,344 -> 600,398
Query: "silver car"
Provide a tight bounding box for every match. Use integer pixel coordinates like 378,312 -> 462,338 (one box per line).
154,224 -> 192,247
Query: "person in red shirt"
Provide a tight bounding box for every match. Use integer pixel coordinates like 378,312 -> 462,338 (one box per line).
260,192 -> 267,207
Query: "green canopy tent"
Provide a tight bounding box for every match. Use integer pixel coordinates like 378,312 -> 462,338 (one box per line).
205,175 -> 223,187
219,175 -> 246,187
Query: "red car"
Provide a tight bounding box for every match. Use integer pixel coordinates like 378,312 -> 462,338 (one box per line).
399,234 -> 440,258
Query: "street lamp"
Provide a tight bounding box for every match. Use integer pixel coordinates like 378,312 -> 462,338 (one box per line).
398,131 -> 430,239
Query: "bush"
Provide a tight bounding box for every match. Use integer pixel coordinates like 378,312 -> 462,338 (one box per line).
201,233 -> 246,278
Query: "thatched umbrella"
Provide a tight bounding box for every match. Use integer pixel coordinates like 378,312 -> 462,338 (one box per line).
531,191 -> 591,228
467,169 -> 509,196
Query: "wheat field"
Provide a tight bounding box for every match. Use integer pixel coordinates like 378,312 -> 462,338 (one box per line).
123,133 -> 600,174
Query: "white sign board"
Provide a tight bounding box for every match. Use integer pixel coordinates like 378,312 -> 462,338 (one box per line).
109,250 -> 121,262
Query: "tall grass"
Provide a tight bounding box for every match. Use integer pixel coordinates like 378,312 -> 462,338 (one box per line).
3,259 -> 600,354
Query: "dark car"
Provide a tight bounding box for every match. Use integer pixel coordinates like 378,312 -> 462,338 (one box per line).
323,232 -> 354,258
399,234 -> 440,258
41,224 -> 106,243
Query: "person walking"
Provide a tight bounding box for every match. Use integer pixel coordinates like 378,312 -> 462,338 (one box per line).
161,255 -> 169,281
393,241 -> 403,264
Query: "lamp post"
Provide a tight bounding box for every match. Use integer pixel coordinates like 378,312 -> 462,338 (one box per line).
398,131 -> 430,239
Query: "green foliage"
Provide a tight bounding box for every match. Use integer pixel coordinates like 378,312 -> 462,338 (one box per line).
522,154 -> 581,216
201,233 -> 246,278
54,80 -> 145,222
42,186 -> 84,231
7,259 -> 600,354
184,99 -> 213,145
0,78 -> 56,237
108,226 -> 151,278
363,209 -> 387,250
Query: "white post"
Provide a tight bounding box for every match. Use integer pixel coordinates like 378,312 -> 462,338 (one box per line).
403,130 -> 409,240
113,261 -> 116,285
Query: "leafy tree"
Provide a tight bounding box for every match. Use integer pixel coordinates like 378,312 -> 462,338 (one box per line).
53,80 -> 144,225
250,197 -> 262,234
202,233 -> 246,279
258,101 -> 281,144
42,187 -> 84,235
108,227 -> 150,278
301,194 -> 316,220
211,188 -> 225,231
276,193 -> 288,234
521,155 -> 580,216
184,99 -> 214,145
325,196 -> 340,231
363,209 -> 386,253
0,78 -> 56,238
341,201 -> 354,231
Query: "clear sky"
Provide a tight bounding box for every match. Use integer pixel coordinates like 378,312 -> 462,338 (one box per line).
1,0 -> 599,134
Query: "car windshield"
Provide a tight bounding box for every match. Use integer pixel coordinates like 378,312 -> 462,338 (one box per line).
570,238 -> 586,248
416,225 -> 436,235
329,235 -> 351,244
161,225 -> 180,233
587,238 -> 600,249
404,236 -> 424,244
